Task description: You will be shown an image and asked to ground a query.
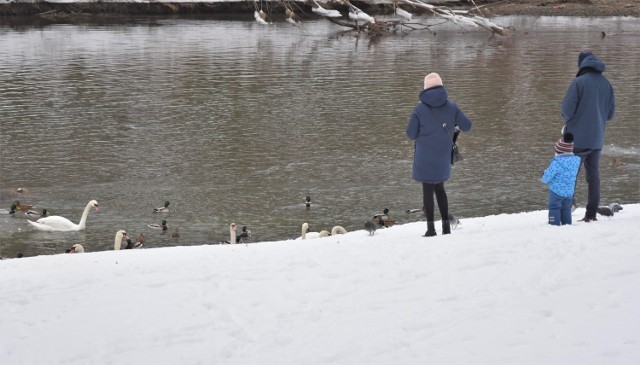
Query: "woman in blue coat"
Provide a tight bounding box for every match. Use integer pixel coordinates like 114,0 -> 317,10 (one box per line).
406,73 -> 472,237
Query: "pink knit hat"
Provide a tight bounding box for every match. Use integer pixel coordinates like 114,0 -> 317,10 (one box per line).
424,73 -> 443,89
554,132 -> 574,154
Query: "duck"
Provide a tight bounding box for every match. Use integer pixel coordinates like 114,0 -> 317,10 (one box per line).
0,204 -> 17,215
25,209 -> 48,219
125,238 -> 143,249
113,230 -> 130,250
171,227 -> 180,238
148,220 -> 168,231
14,200 -> 34,211
596,203 -> 624,217
611,158 -> 626,168
304,195 -> 311,209
66,244 -> 84,254
373,208 -> 396,227
364,221 -> 377,236
27,200 -> 99,232
135,233 -> 145,246
153,201 -> 170,213
237,226 -> 251,243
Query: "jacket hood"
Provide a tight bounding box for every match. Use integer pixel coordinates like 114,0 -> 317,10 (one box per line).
578,52 -> 606,73
419,86 -> 448,107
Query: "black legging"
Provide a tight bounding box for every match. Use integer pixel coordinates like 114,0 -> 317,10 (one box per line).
422,182 -> 449,222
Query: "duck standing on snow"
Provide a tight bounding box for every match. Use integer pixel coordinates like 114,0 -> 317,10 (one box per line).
27,200 -> 99,232
373,208 -> 396,227
153,201 -> 170,213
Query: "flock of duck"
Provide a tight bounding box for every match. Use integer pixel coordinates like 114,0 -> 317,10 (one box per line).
1,193 -> 404,257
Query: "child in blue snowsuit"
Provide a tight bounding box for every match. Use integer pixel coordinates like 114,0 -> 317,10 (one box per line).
542,132 -> 581,225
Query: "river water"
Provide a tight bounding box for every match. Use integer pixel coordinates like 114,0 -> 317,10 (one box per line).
1,15 -> 638,258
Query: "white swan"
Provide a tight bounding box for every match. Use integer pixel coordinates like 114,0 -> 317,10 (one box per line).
331,226 -> 347,235
298,222 -> 324,240
66,244 -> 84,253
27,200 -> 99,232
113,230 -> 129,250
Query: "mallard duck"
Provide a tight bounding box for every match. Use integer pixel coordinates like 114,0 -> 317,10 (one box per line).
304,195 -> 311,209
0,204 -> 17,215
153,201 -> 170,213
125,238 -> 143,249
171,227 -> 180,238
25,209 -> 48,219
14,201 -> 34,211
27,200 -> 99,232
237,226 -> 251,243
373,208 -> 396,227
148,220 -> 168,231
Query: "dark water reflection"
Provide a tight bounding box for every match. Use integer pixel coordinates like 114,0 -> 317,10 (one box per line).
1,16 -> 639,257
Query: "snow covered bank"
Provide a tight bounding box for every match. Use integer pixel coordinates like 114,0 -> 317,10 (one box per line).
1,205 -> 639,364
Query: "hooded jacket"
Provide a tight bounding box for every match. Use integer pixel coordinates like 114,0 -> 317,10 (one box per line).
406,86 -> 472,183
542,154 -> 581,198
561,52 -> 615,150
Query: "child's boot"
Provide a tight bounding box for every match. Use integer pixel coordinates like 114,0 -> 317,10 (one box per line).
442,219 -> 451,235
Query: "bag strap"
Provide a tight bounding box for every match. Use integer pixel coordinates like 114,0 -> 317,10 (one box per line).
427,105 -> 457,147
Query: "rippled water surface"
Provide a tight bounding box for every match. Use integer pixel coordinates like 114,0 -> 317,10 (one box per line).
1,15 -> 639,257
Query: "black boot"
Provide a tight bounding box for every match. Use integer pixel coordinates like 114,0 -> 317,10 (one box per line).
442,219 -> 451,235
423,221 -> 437,237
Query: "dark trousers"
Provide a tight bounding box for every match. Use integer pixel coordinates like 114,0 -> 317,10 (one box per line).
422,182 -> 448,222
548,190 -> 573,225
574,149 -> 601,218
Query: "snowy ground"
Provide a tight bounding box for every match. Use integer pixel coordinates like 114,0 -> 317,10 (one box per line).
1,205 -> 639,364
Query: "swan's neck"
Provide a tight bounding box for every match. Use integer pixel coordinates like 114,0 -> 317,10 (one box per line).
230,229 -> 236,244
301,227 -> 306,240
114,234 -> 124,250
77,202 -> 93,230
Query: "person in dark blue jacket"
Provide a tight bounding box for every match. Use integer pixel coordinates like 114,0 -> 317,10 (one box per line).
542,133 -> 581,225
406,73 -> 472,237
561,51 -> 615,222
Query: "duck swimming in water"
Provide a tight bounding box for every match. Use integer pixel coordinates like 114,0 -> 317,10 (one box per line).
148,220 -> 168,231
153,201 -> 170,213
25,209 -> 48,219
0,204 -> 17,215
